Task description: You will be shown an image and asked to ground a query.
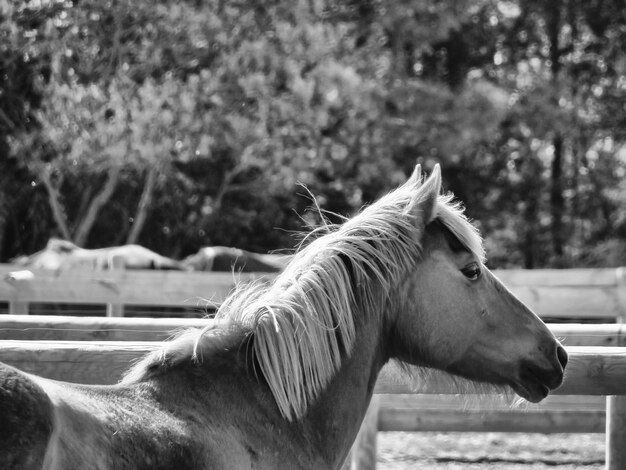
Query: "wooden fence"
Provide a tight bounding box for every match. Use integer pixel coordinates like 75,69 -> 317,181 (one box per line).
0,337 -> 624,469
0,340 -> 624,393
1,265 -> 626,468
1,264 -> 625,321
0,263 -> 270,317
1,315 -> 626,468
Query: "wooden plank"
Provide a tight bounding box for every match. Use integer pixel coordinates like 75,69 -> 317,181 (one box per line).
377,394 -> 606,433
492,268 -> 618,287
0,268 -> 274,308
2,264 -> 617,287
1,342 -> 625,394
374,347 -> 626,395
0,316 -> 621,345
0,315 -> 208,341
506,285 -> 623,319
0,272 -> 223,307
0,340 -> 159,384
378,407 -> 604,433
1,265 -> 622,319
376,393 -> 606,411
551,323 -> 623,347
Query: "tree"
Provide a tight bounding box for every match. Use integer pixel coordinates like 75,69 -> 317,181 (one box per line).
2,0 -> 625,268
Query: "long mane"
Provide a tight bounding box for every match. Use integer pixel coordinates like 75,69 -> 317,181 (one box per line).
123,171 -> 484,420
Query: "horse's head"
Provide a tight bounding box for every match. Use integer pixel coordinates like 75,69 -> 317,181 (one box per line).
389,165 -> 567,403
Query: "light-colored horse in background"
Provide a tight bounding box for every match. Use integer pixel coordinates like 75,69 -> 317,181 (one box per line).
13,238 -> 289,273
11,239 -> 184,271
0,164 -> 567,469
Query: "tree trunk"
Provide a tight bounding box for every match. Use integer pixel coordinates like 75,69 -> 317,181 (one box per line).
547,1 -> 562,77
547,0 -> 565,266
521,154 -> 542,269
126,163 -> 160,245
73,164 -> 122,247
550,134 -> 565,264
39,167 -> 72,241
522,193 -> 538,269
0,198 -> 7,261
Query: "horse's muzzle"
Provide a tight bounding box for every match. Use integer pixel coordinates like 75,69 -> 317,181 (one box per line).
515,342 -> 568,403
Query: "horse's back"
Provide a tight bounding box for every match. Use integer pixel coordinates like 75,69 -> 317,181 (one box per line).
0,362 -> 54,469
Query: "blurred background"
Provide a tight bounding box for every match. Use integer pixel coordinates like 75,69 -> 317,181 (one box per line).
1,0 -> 625,269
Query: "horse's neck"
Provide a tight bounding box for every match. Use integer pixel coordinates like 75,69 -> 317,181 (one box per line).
205,317 -> 387,469
296,316 -> 387,468
156,318 -> 386,469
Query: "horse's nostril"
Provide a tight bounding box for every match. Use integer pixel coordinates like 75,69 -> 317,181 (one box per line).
556,345 -> 568,369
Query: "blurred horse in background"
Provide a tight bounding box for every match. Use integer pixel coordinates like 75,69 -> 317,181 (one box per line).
11,239 -> 183,271
182,246 -> 291,272
11,239 -> 289,273
0,164 -> 566,469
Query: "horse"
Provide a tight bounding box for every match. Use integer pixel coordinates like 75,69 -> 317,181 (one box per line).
181,246 -> 291,273
11,239 -> 184,271
0,164 -> 567,469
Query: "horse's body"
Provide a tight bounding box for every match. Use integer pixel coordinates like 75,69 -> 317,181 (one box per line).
12,239 -> 183,271
181,246 -> 290,272
1,330 -> 361,469
0,165 -> 567,469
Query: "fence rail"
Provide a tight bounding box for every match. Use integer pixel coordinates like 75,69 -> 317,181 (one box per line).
0,340 -> 623,393
377,394 -> 606,434
0,314 -> 624,344
0,264 -> 271,316
1,265 -> 625,321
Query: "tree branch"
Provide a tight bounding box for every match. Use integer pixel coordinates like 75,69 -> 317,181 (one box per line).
211,151 -> 257,214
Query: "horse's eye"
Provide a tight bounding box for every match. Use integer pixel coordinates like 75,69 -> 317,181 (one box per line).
461,263 -> 481,281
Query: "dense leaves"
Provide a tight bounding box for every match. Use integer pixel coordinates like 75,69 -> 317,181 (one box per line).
1,0 -> 624,267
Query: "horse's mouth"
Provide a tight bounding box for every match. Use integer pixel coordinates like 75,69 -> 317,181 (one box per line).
510,380 -> 550,403
511,364 -> 563,403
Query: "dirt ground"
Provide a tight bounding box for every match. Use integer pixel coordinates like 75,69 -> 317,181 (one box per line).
377,432 -> 605,469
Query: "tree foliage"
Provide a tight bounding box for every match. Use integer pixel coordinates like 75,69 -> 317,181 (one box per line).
1,0 -> 625,267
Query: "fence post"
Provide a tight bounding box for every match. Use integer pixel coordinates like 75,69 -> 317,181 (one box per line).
9,301 -> 29,315
106,256 -> 125,317
617,267 -> 626,322
607,395 -> 626,470
606,268 -> 626,470
341,396 -> 379,470
4,270 -> 33,314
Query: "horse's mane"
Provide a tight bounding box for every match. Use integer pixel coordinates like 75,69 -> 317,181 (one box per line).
123,170 -> 484,420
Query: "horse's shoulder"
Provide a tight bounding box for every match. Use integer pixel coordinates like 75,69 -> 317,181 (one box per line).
0,362 -> 53,469
0,362 -> 53,424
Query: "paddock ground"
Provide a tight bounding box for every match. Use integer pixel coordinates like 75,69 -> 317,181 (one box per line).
378,432 -> 604,469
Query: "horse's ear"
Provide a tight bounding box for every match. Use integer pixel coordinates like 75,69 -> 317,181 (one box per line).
411,164 -> 441,225
407,164 -> 423,186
